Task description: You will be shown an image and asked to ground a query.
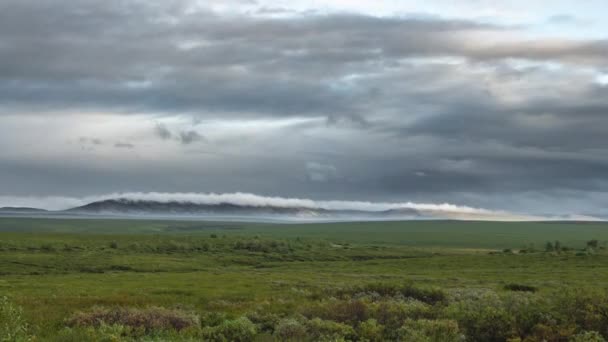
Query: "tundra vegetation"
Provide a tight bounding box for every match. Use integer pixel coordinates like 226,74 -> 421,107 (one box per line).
1,218 -> 608,341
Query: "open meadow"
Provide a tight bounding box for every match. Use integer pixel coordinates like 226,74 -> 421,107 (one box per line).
1,218 -> 608,341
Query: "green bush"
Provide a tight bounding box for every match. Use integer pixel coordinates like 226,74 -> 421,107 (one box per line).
202,317 -> 257,342
358,319 -> 384,342
552,289 -> 608,337
67,306 -> 200,333
501,292 -> 548,338
369,299 -> 433,334
504,284 -> 538,293
445,291 -> 515,342
334,283 -> 446,305
305,317 -> 355,341
0,296 -> 32,342
53,323 -> 129,342
301,300 -> 368,324
527,323 -> 576,342
571,331 -> 607,342
273,318 -> 307,341
52,323 -> 200,342
397,319 -> 462,342
246,311 -> 281,333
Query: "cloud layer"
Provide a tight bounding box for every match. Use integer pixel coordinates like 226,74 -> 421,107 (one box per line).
1,0 -> 607,218
0,191 -> 495,212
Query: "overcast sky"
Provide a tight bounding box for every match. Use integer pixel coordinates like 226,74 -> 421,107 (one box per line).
1,0 -> 607,216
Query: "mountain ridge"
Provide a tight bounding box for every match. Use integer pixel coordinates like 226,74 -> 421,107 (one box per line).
66,198 -> 422,219
0,207 -> 48,213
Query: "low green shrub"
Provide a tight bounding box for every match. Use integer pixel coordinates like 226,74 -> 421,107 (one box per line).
0,296 -> 32,342
334,283 -> 447,305
52,323 -> 200,342
397,319 -> 462,342
570,331 -> 607,342
551,289 -> 608,337
504,283 -> 538,293
301,299 -> 368,325
273,318 -> 307,341
358,319 -> 384,342
246,310 -> 281,333
305,317 -> 355,341
445,291 -> 515,342
501,292 -> 548,338
201,316 -> 257,342
369,298 -> 434,335
67,306 -> 199,333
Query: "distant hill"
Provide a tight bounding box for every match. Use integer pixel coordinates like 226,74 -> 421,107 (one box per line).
0,198 -> 540,221
66,198 -> 422,220
0,207 -> 48,213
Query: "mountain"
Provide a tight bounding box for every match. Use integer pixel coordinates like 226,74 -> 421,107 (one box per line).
0,198 -> 536,221
66,198 -> 422,220
0,207 -> 48,213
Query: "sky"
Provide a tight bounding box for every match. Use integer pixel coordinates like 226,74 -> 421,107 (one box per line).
1,0 -> 608,217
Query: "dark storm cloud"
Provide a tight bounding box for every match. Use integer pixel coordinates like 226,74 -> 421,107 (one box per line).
0,0 -> 606,118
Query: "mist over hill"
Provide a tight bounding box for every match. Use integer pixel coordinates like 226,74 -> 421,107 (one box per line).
66,198 -> 423,221
0,207 -> 48,214
0,192 -> 548,222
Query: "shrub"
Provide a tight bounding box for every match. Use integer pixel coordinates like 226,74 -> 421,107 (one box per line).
397,319 -> 462,342
369,299 -> 433,332
501,292 -> 548,338
40,243 -> 56,252
504,284 -> 538,293
399,285 -> 447,305
302,300 -> 368,324
52,323 -> 200,342
0,296 -> 32,342
52,324 -> 124,342
200,312 -> 229,328
335,283 -> 446,305
202,317 -> 257,342
445,291 -> 515,342
571,331 -> 606,342
552,289 -> 608,337
358,319 -> 385,342
305,317 -> 355,341
246,311 -> 281,333
67,306 -> 200,333
273,318 -> 307,341
528,322 -> 577,341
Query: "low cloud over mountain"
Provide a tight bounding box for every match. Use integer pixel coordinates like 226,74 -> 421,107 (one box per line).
0,192 -> 542,221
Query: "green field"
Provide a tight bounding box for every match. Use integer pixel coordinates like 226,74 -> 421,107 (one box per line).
1,217 -> 608,341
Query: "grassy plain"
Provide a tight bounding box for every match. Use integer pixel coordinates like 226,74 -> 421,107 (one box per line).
1,217 -> 608,341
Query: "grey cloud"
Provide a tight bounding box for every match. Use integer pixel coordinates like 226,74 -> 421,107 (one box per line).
546,14 -> 588,27
154,123 -> 172,140
77,137 -> 103,152
306,162 -> 338,183
79,137 -> 103,145
179,130 -> 204,145
1,0 -> 608,217
114,142 -> 135,149
0,0 -> 606,120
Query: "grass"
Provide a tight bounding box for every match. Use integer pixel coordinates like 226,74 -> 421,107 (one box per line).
0,217 -> 608,340
1,217 -> 608,248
